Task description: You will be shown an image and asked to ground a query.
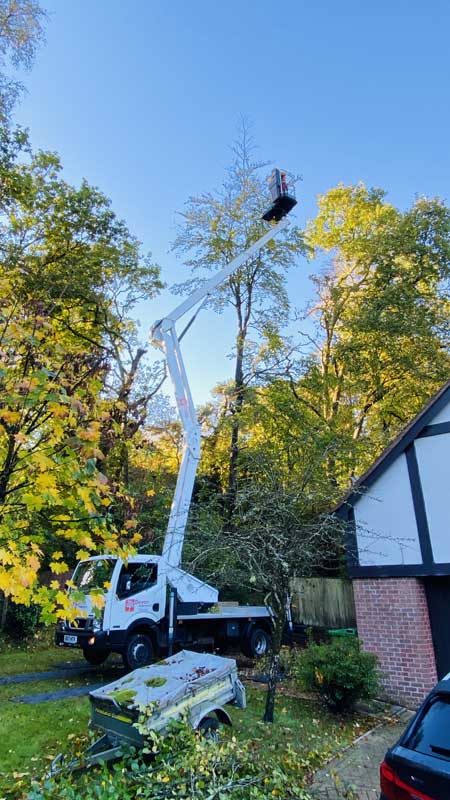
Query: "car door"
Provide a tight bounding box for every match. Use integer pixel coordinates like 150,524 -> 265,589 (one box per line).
111,561 -> 164,631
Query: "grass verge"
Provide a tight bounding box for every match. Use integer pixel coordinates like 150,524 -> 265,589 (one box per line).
0,644 -> 383,799
0,630 -> 80,676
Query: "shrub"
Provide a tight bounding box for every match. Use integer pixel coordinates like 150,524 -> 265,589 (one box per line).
292,637 -> 379,712
4,600 -> 40,639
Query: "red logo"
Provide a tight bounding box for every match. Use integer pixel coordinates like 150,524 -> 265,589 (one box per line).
125,598 -> 135,613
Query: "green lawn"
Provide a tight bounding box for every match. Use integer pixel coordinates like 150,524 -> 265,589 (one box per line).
0,641 -> 384,799
0,680 -> 90,772
229,686 -> 371,770
0,635 -> 81,676
0,637 -> 113,797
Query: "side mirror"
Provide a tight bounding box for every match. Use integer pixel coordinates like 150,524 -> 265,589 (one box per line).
117,574 -> 132,598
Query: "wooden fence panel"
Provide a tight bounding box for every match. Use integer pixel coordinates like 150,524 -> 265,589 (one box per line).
290,577 -> 356,629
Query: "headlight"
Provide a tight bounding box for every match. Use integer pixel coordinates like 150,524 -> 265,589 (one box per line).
92,616 -> 102,631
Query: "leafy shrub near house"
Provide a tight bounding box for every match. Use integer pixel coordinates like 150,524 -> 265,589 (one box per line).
293,637 -> 380,712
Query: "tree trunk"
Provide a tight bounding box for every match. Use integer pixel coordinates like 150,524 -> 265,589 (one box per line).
227,331 -> 246,517
263,607 -> 285,723
0,433 -> 17,505
263,651 -> 280,723
0,592 -> 8,632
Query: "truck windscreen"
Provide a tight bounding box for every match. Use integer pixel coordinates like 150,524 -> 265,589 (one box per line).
72,558 -> 116,593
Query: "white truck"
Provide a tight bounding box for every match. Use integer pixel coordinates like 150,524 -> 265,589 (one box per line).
56,174 -> 297,670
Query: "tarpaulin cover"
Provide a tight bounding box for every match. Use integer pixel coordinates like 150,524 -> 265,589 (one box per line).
89,650 -> 237,712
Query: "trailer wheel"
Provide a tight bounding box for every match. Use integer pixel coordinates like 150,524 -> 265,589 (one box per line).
198,716 -> 220,743
82,648 -> 109,666
123,632 -> 154,670
242,627 -> 271,659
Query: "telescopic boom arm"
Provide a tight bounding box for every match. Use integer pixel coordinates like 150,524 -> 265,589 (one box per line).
151,183 -> 295,570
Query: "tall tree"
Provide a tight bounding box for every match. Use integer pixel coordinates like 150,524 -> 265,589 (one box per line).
0,0 -> 47,120
185,447 -> 340,724
292,183 -> 450,484
0,132 -> 162,619
99,321 -> 166,528
127,395 -> 181,549
172,122 -> 304,512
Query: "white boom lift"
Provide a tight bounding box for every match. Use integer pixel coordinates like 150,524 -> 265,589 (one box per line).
56,171 -> 297,669
152,215 -> 290,572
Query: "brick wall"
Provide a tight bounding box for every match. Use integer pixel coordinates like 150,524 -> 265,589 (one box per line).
353,577 -> 437,708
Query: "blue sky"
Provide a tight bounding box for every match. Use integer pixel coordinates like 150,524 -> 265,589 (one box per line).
14,0 -> 450,403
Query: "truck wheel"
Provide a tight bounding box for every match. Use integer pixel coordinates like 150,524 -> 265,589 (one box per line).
124,633 -> 154,670
82,648 -> 109,666
198,716 -> 220,742
242,627 -> 271,659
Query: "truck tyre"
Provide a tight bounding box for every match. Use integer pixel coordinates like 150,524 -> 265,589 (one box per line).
242,627 -> 271,659
124,632 -> 154,670
82,648 -> 109,666
198,716 -> 220,742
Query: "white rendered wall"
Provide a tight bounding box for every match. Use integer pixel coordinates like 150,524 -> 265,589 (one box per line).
415,433 -> 450,563
429,398 -> 450,425
354,453 -> 422,566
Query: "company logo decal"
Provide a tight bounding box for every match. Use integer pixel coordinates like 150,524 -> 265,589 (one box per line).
124,598 -> 152,613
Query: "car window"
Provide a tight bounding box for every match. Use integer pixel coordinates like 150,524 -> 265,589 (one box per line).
117,562 -> 158,599
406,694 -> 450,761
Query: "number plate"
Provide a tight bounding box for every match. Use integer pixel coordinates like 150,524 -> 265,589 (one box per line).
63,634 -> 77,644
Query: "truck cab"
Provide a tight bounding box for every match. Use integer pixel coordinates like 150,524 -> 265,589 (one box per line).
56,555 -> 166,667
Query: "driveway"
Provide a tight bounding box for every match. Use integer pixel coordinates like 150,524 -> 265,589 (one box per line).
309,709 -> 413,799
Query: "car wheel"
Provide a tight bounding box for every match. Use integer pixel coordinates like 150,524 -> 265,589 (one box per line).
242,627 -> 271,658
82,648 -> 109,665
123,633 -> 154,670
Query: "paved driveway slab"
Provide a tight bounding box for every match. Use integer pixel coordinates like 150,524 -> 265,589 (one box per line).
310,710 -> 413,799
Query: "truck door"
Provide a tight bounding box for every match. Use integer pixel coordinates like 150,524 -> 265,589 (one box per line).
111,561 -> 164,631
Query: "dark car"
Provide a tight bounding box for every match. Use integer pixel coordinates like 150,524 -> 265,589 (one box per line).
380,675 -> 450,799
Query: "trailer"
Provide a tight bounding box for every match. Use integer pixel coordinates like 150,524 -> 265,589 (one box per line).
50,650 -> 246,775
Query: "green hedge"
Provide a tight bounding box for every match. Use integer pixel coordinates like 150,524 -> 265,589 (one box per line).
4,600 -> 41,639
292,637 -> 380,712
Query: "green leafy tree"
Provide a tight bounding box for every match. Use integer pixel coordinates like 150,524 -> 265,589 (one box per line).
293,183 -> 450,484
186,447 -> 341,724
172,121 -> 305,513
0,0 -> 47,121
179,184 -> 450,513
0,131 -> 162,620
0,288 -> 116,620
